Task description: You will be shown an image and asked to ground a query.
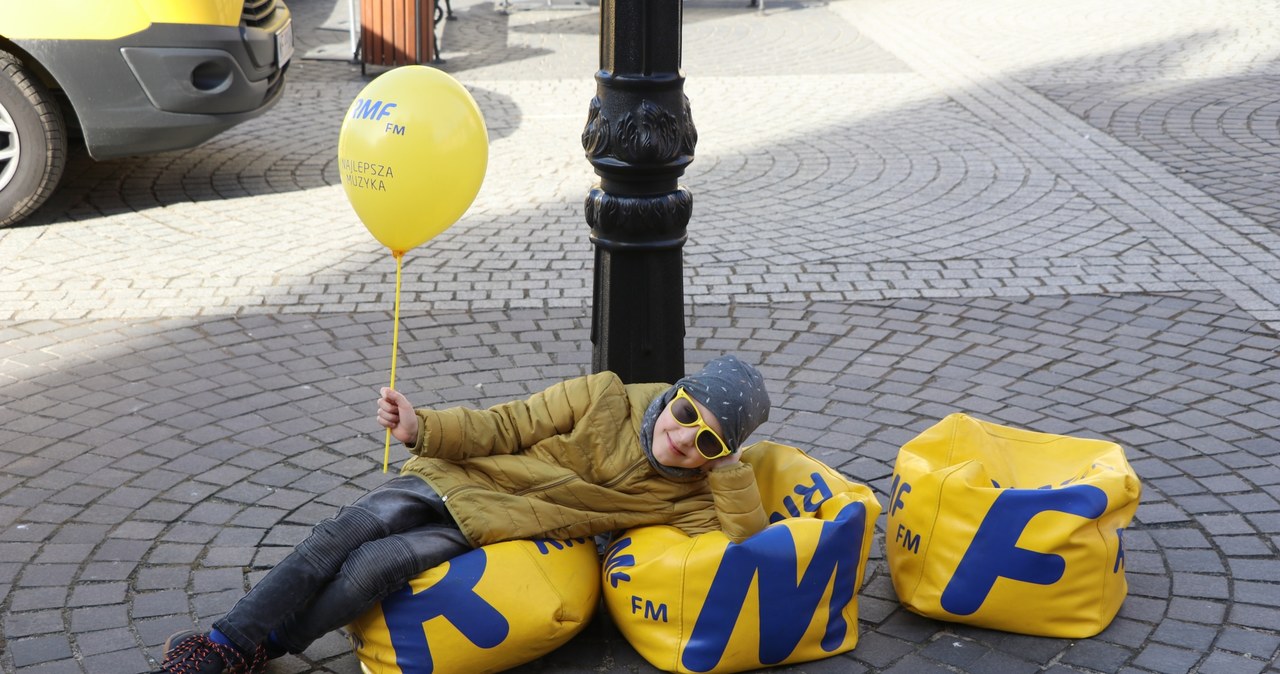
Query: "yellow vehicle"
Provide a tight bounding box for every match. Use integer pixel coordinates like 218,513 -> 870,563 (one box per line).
0,0 -> 293,226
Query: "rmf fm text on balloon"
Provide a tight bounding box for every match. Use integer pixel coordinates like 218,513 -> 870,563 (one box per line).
351,98 -> 406,136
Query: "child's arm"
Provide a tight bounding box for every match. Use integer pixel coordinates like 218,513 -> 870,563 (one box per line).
664,462 -> 767,543
706,461 -> 767,543
405,371 -> 622,460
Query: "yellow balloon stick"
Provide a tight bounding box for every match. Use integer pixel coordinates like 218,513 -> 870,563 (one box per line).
383,250 -> 405,473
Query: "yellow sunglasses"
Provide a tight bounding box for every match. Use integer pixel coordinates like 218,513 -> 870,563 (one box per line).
668,387 -> 732,460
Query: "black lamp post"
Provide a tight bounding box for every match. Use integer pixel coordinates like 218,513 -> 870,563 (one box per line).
582,0 -> 695,384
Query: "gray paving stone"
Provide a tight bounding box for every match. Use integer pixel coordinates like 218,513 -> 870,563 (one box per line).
962,650 -> 1042,674
1152,617 -> 1220,650
8,635 -> 72,668
11,660 -> 82,674
1132,643 -> 1204,674
1209,650 -> 1270,674
881,654 -> 954,674
1216,628 -> 1280,660
849,632 -> 917,668
1096,618 -> 1155,649
78,650 -> 151,674
73,627 -> 135,657
67,583 -> 128,608
1235,581 -> 1280,608
1231,603 -> 1280,632
3,611 -> 63,638
1171,573 -> 1230,600
130,590 -> 190,620
1060,640 -> 1135,672
69,605 -> 130,633
919,637 -> 990,668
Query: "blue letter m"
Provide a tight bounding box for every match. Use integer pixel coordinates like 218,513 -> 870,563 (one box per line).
940,484 -> 1108,616
681,500 -> 867,672
381,549 -> 510,674
354,98 -> 384,120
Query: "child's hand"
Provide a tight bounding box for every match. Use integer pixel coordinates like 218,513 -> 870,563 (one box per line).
704,452 -> 741,472
378,387 -> 419,445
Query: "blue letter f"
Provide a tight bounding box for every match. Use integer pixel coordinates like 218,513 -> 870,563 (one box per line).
940,485 -> 1107,616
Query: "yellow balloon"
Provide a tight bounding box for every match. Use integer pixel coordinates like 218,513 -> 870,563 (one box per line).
338,66 -> 488,253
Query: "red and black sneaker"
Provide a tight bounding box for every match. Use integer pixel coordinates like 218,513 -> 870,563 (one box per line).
149,630 -> 267,674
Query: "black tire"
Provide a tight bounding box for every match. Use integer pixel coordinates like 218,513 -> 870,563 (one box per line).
0,50 -> 66,228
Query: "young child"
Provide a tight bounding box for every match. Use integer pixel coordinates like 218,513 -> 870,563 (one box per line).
151,355 -> 771,674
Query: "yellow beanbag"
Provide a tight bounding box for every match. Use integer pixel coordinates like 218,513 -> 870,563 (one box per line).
348,537 -> 599,674
887,413 -> 1140,638
603,441 -> 882,674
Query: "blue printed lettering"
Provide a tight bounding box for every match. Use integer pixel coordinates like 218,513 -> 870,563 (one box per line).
768,473 -> 835,523
939,485 -> 1108,616
352,99 -> 397,121
534,538 -> 565,553
646,601 -> 669,622
798,474 -> 833,511
604,537 -> 634,588
630,596 -> 668,622
352,98 -> 379,119
1057,462 -> 1117,488
894,523 -> 921,553
888,473 -> 911,517
681,500 -> 867,672
1114,527 -> 1126,573
382,549 -> 509,673
532,537 -> 589,555
773,500 -> 800,522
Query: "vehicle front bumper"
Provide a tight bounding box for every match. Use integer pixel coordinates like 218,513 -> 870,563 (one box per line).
17,8 -> 292,159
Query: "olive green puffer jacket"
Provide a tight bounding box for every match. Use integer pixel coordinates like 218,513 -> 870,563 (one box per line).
402,371 -> 766,547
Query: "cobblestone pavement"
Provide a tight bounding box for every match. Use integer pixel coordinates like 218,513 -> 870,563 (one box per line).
2,0 -> 1279,672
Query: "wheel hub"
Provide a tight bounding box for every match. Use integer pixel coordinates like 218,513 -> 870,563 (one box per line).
0,102 -> 19,193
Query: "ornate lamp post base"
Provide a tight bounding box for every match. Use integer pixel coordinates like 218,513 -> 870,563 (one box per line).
583,0 -> 695,384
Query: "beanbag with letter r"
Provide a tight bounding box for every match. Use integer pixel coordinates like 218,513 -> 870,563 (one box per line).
347,536 -> 600,674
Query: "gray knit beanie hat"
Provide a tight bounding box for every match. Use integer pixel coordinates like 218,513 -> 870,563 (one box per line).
672,354 -> 771,452
639,355 -> 771,466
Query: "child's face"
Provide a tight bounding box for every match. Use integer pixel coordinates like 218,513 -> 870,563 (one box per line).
651,393 -> 727,470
